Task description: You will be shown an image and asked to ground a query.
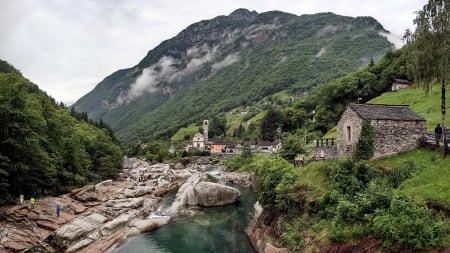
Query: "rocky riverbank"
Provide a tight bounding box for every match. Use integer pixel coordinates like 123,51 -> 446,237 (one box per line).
0,157 -> 253,253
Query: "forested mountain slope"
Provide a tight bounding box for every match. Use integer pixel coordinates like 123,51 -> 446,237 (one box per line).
0,60 -> 123,205
73,9 -> 394,144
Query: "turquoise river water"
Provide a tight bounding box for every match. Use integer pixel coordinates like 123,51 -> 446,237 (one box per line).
109,184 -> 257,253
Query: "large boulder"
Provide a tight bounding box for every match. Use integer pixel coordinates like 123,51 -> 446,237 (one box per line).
165,173 -> 241,215
55,213 -> 108,243
194,182 -> 241,207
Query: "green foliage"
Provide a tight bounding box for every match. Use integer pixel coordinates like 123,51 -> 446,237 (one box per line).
355,120 -> 375,160
279,133 -> 305,160
327,159 -> 362,196
385,161 -> 420,188
0,71 -> 122,204
0,59 -> 16,74
241,144 -> 252,158
226,149 -> 450,251
279,216 -> 305,251
260,106 -> 284,141
372,197 -> 447,250
209,115 -> 227,138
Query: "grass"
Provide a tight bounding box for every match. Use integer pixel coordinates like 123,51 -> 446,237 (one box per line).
373,148 -> 450,209
170,123 -> 200,142
369,85 -> 449,130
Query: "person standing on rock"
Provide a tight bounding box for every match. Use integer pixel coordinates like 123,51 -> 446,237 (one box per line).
56,204 -> 61,217
19,194 -> 24,203
30,197 -> 35,209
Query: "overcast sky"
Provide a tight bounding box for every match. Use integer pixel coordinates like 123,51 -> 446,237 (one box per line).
0,0 -> 427,104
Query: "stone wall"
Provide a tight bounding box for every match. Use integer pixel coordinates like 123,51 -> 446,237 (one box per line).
315,145 -> 337,160
337,107 -> 426,160
337,107 -> 363,158
371,119 -> 426,159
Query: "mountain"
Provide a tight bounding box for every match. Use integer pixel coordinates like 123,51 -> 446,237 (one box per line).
73,9 -> 394,144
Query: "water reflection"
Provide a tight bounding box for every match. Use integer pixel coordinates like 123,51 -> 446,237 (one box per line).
110,185 -> 256,253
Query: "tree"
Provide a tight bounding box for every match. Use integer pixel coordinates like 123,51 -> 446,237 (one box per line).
408,0 -> 450,130
209,115 -> 227,138
242,144 -> 252,158
279,134 -> 304,160
233,124 -> 245,138
260,106 -> 284,141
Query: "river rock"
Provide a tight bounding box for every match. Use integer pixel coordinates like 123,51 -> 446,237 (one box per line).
71,185 -> 98,202
104,197 -> 144,210
194,182 -> 241,207
122,186 -> 154,197
66,232 -> 102,253
225,171 -> 254,187
264,242 -> 289,253
100,210 -> 140,236
55,213 -> 108,243
132,215 -> 171,233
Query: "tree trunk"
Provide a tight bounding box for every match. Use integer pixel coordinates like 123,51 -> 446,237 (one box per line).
442,78 -> 446,130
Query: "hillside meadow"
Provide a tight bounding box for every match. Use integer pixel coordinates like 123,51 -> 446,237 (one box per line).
370,84 -> 450,130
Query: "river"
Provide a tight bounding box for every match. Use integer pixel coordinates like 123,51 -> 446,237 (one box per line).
109,181 -> 257,253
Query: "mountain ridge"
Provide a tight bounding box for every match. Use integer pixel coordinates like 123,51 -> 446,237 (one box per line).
73,8 -> 394,144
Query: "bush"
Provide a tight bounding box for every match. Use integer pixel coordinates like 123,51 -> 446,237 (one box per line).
385,161 -> 420,188
372,197 -> 448,250
328,159 -> 361,196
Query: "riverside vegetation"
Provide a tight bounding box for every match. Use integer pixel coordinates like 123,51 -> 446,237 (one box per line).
225,150 -> 450,252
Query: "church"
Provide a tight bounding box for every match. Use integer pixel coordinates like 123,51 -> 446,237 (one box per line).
186,120 -> 209,150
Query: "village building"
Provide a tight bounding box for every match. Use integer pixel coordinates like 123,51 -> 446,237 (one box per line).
259,140 -> 282,154
337,103 -> 426,159
210,140 -> 239,154
243,139 -> 258,153
391,78 -> 412,91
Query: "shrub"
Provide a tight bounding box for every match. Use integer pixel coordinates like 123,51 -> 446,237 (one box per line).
372,197 -> 448,250
329,159 -> 361,196
385,161 -> 420,188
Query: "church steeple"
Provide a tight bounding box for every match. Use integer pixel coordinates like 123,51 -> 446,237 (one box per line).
203,119 -> 209,145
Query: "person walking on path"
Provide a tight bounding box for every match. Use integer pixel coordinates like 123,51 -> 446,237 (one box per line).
56,204 -> 61,217
30,197 -> 35,209
19,194 -> 24,203
435,124 -> 443,144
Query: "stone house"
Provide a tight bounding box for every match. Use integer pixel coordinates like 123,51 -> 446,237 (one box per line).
337,103 -> 426,159
391,78 -> 411,91
259,140 -> 281,154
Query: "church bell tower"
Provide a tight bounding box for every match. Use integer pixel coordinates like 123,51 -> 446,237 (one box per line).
202,120 -> 209,145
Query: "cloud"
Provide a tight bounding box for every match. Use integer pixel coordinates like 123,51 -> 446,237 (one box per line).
121,43 -> 220,104
0,0 -> 428,104
119,56 -> 178,105
212,53 -> 240,72
379,31 -> 403,49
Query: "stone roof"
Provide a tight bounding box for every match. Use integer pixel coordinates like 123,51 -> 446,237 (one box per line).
392,78 -> 411,84
348,103 -> 426,121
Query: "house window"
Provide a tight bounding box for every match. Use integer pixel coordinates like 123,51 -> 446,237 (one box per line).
347,126 -> 351,141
